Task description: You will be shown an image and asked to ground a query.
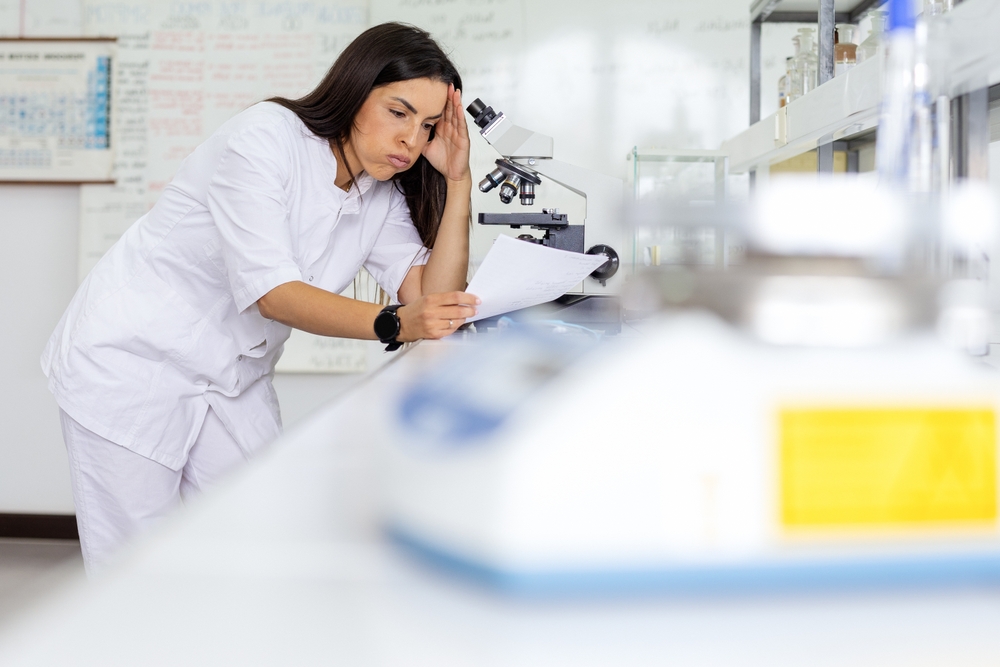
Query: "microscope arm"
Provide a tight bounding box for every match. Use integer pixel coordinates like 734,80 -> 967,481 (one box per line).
513,158 -> 624,247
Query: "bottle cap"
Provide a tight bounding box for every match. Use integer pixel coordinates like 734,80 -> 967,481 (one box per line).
835,24 -> 856,44
887,0 -> 914,31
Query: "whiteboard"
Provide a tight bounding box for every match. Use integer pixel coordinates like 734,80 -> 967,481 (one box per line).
78,0 -> 371,373
76,0 -> 754,372
0,38 -> 114,181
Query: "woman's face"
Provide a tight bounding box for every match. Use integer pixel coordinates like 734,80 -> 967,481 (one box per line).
344,77 -> 450,181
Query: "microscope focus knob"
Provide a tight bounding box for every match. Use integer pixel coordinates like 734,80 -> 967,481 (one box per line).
586,244 -> 619,286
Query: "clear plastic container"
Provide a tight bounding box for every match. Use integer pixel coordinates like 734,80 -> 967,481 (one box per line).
834,24 -> 857,76
857,11 -> 886,64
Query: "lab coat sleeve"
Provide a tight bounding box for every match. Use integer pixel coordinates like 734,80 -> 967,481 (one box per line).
206,121 -> 303,314
363,186 -> 431,303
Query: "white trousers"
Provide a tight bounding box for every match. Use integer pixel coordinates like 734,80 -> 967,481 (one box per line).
60,406 -> 250,575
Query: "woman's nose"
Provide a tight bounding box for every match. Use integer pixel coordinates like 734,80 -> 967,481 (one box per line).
400,122 -> 421,147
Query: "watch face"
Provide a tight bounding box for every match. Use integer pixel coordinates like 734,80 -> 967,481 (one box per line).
374,309 -> 399,341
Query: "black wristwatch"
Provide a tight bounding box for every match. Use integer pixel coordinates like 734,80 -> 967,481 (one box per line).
374,304 -> 403,352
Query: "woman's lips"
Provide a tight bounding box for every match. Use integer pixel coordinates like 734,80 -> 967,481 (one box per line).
387,154 -> 411,169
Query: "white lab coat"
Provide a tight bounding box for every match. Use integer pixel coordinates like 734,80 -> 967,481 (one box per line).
42,102 -> 429,470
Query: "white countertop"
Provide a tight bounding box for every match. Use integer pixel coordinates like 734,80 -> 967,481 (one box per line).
1,339 -> 999,666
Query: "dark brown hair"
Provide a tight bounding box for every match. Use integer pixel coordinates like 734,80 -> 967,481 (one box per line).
268,23 -> 462,248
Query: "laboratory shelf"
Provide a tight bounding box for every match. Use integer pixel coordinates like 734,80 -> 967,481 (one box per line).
941,0 -> 1000,98
724,55 -> 881,173
732,0 -> 1000,175
751,0 -> 884,23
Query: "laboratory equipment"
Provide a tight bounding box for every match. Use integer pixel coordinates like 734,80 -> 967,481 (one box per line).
924,0 -> 953,16
788,36 -> 804,102
778,57 -> 792,107
466,98 -> 627,295
794,28 -> 819,97
834,24 -> 857,77
877,0 -> 916,186
877,0 -> 948,194
383,178 -> 1000,595
857,10 -> 886,64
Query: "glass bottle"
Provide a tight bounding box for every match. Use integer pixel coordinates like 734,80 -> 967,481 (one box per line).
788,36 -> 803,102
857,10 -> 886,63
923,0 -> 953,16
876,1 -> 914,185
795,27 -> 819,95
910,19 -> 933,192
834,24 -> 857,76
778,57 -> 793,107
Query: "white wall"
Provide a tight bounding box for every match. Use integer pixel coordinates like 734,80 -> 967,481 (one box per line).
0,185 -> 79,513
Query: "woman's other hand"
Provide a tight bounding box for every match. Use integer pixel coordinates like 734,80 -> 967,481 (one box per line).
397,290 -> 479,341
421,84 -> 471,184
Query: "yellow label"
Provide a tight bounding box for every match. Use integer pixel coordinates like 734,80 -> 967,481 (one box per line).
780,408 -> 997,528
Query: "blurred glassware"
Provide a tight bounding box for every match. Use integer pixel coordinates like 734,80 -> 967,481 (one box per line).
834,24 -> 857,77
794,27 -> 819,96
778,56 -> 792,108
857,10 -> 886,64
789,35 -> 804,102
624,176 -> 995,355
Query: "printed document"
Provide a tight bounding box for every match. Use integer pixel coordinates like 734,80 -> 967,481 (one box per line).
466,234 -> 610,322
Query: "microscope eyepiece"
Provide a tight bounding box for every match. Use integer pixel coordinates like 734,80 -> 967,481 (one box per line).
466,98 -> 498,129
466,98 -> 486,117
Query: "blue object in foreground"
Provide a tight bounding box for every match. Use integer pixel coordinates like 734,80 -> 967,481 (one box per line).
389,526 -> 1000,597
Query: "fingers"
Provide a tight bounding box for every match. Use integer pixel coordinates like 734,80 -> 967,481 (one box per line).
438,85 -> 467,141
430,315 -> 465,339
428,291 -> 480,307
443,85 -> 454,125
438,304 -> 475,320
454,89 -> 468,131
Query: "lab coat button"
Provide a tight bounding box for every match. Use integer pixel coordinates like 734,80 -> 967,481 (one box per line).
237,354 -> 243,361
308,275 -> 314,282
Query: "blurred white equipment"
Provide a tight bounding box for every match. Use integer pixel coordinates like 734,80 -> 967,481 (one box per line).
382,178 -> 1000,594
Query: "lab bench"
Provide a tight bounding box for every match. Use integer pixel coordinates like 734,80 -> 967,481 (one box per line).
0,338 -> 997,666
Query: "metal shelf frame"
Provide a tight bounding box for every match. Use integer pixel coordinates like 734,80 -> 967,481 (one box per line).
737,0 -> 1000,182
749,0 -> 887,176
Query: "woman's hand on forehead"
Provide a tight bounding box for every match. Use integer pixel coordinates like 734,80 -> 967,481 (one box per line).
421,83 -> 472,184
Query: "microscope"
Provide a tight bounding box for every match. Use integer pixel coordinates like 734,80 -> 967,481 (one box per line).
466,99 -> 628,331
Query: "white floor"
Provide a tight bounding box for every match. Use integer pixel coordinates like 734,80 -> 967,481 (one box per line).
0,540 -> 83,630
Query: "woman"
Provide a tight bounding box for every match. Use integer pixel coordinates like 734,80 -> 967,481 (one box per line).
41,23 -> 478,573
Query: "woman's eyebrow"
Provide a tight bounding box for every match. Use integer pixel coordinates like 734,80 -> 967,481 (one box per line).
391,96 -> 443,120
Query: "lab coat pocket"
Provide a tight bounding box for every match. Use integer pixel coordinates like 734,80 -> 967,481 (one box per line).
80,265 -> 200,364
235,308 -> 273,359
244,335 -> 269,359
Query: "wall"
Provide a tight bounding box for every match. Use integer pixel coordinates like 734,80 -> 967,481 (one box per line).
0,185 -> 79,513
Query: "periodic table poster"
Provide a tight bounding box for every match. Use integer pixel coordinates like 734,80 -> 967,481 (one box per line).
0,38 -> 114,181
